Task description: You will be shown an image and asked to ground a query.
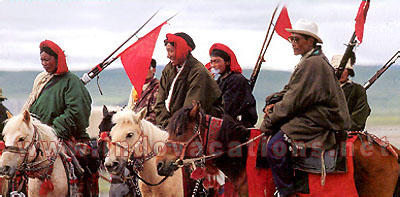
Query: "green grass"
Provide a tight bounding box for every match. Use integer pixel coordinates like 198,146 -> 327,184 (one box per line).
1,66 -> 400,126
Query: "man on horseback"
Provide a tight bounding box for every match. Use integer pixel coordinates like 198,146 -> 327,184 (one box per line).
0,88 -> 10,140
331,53 -> 371,131
261,19 -> 351,196
127,58 -> 160,125
21,40 -> 98,196
155,32 -> 224,128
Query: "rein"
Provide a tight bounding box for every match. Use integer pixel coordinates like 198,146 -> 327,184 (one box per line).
107,129 -> 170,187
2,124 -> 59,175
3,125 -> 41,166
167,111 -> 266,168
2,123 -> 62,195
167,115 -> 205,168
178,132 -> 265,167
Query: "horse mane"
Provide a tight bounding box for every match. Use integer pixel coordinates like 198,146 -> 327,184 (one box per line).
167,106 -> 206,136
3,113 -> 58,142
168,106 -> 249,149
112,109 -> 169,145
217,115 -> 250,149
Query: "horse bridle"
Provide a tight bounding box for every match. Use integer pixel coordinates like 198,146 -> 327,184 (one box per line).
106,125 -> 169,188
3,125 -> 42,168
3,124 -> 59,177
167,113 -> 205,168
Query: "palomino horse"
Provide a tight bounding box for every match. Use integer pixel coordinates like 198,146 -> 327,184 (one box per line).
0,110 -> 68,196
156,103 -> 400,196
104,108 -> 184,196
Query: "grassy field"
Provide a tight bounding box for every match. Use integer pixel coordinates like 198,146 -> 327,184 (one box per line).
1,66 -> 400,125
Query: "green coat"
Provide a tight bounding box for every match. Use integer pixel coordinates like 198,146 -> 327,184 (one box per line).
262,47 -> 351,150
29,72 -> 91,140
155,54 -> 224,128
342,81 -> 371,131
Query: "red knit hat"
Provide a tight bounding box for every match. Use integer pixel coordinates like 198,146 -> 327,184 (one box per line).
209,43 -> 242,73
165,33 -> 194,65
39,40 -> 68,75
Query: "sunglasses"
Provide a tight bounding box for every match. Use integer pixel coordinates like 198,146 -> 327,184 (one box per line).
288,36 -> 305,44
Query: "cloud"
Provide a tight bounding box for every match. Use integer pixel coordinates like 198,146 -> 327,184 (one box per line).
0,0 -> 399,72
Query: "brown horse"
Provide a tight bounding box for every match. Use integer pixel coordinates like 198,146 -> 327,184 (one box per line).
156,103 -> 400,196
156,104 -> 252,195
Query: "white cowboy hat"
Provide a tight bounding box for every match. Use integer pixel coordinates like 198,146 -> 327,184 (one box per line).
286,18 -> 323,44
331,54 -> 355,76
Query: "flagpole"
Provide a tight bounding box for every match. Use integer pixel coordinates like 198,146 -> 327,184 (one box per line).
335,0 -> 370,79
335,31 -> 357,79
81,9 -> 160,85
249,3 -> 280,90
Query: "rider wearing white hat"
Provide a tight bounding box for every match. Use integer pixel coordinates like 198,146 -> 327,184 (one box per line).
287,18 -> 323,44
331,53 -> 371,131
261,19 -> 351,196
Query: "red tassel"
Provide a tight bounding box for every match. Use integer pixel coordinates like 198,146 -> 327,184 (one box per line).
39,178 -> 54,196
190,167 -> 206,180
100,132 -> 110,142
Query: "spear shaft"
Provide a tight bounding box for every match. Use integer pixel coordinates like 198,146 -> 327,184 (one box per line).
249,3 -> 280,90
81,10 -> 160,85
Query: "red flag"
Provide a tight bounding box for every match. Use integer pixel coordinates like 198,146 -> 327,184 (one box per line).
355,0 -> 370,44
275,6 -> 292,41
118,21 -> 167,98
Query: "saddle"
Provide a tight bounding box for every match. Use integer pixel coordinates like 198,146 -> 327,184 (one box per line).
61,140 -> 100,196
292,131 -> 348,174
256,131 -> 348,174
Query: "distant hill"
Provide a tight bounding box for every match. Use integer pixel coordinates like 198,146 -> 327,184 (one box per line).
1,66 -> 399,125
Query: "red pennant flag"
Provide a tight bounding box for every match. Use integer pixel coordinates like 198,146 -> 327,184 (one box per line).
355,0 -> 370,44
275,6 -> 292,41
118,21 -> 167,98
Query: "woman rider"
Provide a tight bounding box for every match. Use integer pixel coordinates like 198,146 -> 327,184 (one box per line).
209,43 -> 258,128
21,40 -> 97,196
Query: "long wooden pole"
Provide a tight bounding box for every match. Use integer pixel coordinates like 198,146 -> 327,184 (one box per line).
249,3 -> 280,90
81,10 -> 160,85
364,51 -> 400,90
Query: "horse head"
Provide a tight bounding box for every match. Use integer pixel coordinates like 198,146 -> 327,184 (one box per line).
99,105 -> 117,134
104,108 -> 148,174
0,110 -> 56,179
156,101 -> 206,177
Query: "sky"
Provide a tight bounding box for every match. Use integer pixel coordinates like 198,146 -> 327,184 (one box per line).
0,0 -> 399,73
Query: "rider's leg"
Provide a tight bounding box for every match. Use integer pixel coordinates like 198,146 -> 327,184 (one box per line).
267,131 -> 295,196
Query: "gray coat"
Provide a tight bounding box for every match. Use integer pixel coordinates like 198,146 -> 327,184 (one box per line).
262,47 -> 351,150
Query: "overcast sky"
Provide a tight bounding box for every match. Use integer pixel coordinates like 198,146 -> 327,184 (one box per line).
0,0 -> 399,72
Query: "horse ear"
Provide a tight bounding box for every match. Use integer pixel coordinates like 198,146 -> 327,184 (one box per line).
23,110 -> 30,124
6,110 -> 12,119
103,105 -> 109,117
189,100 -> 200,119
138,108 -> 147,120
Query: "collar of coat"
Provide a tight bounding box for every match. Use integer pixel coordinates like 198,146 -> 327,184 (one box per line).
296,46 -> 323,69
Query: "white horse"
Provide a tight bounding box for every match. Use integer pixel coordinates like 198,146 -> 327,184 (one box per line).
104,108 -> 184,196
0,110 -> 68,196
